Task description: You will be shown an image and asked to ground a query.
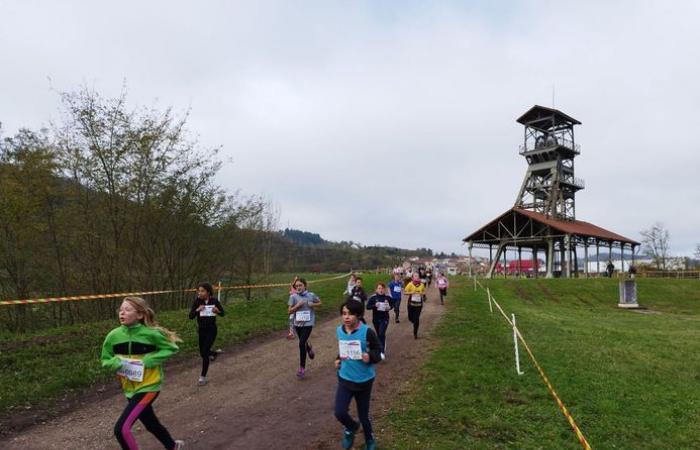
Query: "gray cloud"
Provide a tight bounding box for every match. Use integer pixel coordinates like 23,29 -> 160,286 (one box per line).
1,1 -> 698,255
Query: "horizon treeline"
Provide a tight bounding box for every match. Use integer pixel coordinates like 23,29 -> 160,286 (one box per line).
0,86 -> 432,332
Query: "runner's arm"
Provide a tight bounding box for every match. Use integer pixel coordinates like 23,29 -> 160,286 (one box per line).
365,328 -> 383,364
214,299 -> 225,316
100,333 -> 122,371
141,330 -> 179,368
188,298 -> 200,319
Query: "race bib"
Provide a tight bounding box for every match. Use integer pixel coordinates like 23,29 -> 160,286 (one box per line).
295,310 -> 311,322
117,358 -> 144,382
377,301 -> 391,311
338,340 -> 363,360
392,286 -> 402,293
411,294 -> 423,304
199,305 -> 216,317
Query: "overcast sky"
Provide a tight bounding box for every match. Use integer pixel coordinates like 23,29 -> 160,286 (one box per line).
1,1 -> 699,256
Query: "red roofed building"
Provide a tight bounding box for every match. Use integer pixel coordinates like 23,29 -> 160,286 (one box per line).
463,106 -> 640,278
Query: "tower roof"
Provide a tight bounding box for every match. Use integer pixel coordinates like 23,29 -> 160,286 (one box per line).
517,105 -> 581,131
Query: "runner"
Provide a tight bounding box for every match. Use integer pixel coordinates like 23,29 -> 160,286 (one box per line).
288,278 -> 322,379
189,282 -> 225,386
334,300 -> 382,450
349,276 -> 368,323
436,272 -> 449,305
387,273 -> 404,323
403,274 -> 426,339
366,283 -> 394,358
344,273 -> 357,296
287,276 -> 300,340
426,266 -> 433,288
101,297 -> 185,450
349,276 -> 367,306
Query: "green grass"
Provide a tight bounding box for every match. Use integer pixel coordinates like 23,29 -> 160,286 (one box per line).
0,272 -> 386,420
382,277 -> 700,449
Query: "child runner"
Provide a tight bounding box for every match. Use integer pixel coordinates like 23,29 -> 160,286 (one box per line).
287,276 -> 300,340
288,278 -> 322,379
189,282 -> 225,386
345,273 -> 357,296
349,276 -> 368,323
350,277 -> 367,306
366,283 -> 394,358
334,300 -> 382,450
404,274 -> 426,339
101,297 -> 184,450
436,272 -> 449,305
387,273 -> 404,323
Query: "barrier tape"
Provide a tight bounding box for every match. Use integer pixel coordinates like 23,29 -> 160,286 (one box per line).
473,277 -> 593,450
0,273 -> 351,307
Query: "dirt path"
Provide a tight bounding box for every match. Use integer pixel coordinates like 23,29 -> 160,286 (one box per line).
5,286 -> 447,450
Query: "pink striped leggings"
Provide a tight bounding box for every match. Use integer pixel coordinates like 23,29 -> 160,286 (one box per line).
114,392 -> 176,450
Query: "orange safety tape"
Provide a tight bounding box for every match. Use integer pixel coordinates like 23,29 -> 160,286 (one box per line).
0,289 -> 195,306
0,273 -> 351,306
477,281 -> 593,450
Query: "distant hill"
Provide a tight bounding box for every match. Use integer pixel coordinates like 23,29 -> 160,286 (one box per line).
282,228 -> 327,246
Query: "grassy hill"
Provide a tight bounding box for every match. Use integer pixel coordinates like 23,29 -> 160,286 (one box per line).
382,277 -> 700,449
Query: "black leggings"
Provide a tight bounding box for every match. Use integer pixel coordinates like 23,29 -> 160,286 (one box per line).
407,305 -> 422,337
198,326 -> 217,377
295,326 -> 313,368
114,391 -> 175,450
334,380 -> 374,442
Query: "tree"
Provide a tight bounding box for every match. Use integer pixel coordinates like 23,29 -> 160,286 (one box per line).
640,223 -> 670,270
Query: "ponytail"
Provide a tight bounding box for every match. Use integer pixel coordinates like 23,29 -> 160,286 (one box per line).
123,297 -> 183,343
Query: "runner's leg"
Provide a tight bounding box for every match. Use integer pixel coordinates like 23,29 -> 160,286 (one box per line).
295,326 -> 312,368
355,381 -> 374,442
138,394 -> 177,449
334,383 -> 359,432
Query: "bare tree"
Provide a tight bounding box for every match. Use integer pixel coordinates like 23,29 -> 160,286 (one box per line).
640,223 -> 670,270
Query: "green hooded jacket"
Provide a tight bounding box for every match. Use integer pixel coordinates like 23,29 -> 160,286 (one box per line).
101,323 -> 179,398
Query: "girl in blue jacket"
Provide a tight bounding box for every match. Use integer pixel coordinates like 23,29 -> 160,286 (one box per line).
334,300 -> 382,450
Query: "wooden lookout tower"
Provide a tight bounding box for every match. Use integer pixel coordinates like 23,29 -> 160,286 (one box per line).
464,105 -> 639,278
514,106 -> 583,220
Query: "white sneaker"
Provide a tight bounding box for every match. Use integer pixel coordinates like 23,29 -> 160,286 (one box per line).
197,376 -> 207,386
174,440 -> 185,449
380,352 -> 386,361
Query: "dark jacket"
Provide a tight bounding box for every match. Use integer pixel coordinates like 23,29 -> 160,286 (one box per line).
366,294 -> 394,322
188,296 -> 225,329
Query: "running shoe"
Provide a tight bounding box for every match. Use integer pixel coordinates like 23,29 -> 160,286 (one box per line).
306,343 -> 315,360
198,376 -> 207,386
210,349 -> 222,362
341,428 -> 356,449
296,367 -> 305,379
380,352 -> 386,361
174,440 -> 185,449
365,438 -> 377,450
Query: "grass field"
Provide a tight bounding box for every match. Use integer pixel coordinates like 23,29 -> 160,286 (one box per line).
382,277 -> 700,449
0,272 -> 386,422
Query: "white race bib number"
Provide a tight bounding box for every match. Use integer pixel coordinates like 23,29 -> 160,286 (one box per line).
199,305 -> 216,317
117,358 -> 144,382
338,340 -> 363,360
377,301 -> 391,311
393,286 -> 402,293
411,294 -> 423,304
295,310 -> 311,322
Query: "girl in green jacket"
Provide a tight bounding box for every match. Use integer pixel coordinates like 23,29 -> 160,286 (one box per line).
101,296 -> 185,450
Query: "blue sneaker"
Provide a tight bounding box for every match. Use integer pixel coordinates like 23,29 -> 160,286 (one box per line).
341,428 -> 355,449
365,438 -> 377,450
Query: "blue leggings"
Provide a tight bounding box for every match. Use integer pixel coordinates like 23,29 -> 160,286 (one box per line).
334,380 -> 374,442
